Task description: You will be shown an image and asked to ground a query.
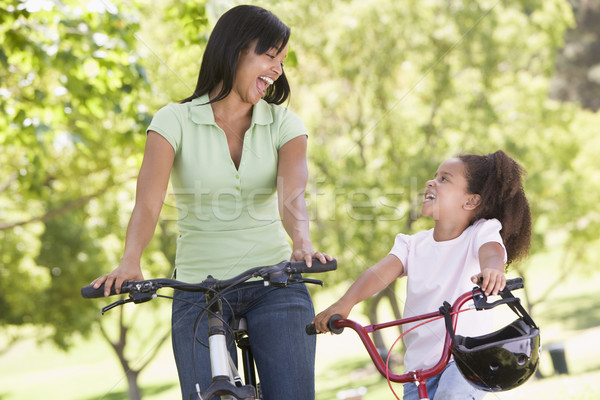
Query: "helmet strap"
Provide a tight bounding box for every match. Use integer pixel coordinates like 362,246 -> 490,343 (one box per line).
497,288 -> 538,329
439,285 -> 538,347
440,301 -> 458,345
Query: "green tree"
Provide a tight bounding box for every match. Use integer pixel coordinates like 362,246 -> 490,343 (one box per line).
0,0 -> 142,340
3,0 -> 600,398
278,0 -> 600,349
0,1 -> 176,398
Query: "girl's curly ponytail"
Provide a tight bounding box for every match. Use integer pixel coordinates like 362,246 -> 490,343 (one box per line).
459,150 -> 531,265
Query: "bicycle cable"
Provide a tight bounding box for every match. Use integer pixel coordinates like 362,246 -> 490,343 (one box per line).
188,278 -> 281,392
384,308 -> 472,400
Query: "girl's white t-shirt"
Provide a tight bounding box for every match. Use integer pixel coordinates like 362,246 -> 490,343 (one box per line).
389,218 -> 507,372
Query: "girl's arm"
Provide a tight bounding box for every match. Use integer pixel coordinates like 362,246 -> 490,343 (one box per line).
313,254 -> 404,333
91,131 -> 174,295
471,241 -> 506,296
277,135 -> 331,266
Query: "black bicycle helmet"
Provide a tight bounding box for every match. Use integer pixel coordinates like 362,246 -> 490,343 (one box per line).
441,281 -> 541,392
451,317 -> 540,391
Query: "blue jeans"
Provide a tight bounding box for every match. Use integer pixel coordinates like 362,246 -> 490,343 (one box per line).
171,280 -> 316,400
402,361 -> 486,399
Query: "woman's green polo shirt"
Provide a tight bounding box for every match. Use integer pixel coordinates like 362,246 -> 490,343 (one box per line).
147,94 -> 307,282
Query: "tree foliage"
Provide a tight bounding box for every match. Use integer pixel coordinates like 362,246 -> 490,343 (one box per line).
1,0 -> 600,397
0,2 -> 181,397
263,0 -> 600,326
278,0 -> 600,281
0,0 -> 155,346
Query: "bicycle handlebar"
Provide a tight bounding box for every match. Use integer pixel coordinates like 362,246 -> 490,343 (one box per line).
305,277 -> 528,386
503,277 -> 523,291
305,277 -> 524,336
81,259 -> 337,299
305,314 -> 343,335
80,278 -> 202,299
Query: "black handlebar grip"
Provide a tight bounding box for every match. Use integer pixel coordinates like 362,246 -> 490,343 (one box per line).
327,314 -> 344,334
477,277 -> 524,293
81,281 -> 132,298
305,314 -> 344,335
305,323 -> 318,335
504,277 -> 524,292
290,259 -> 337,274
81,284 -> 109,298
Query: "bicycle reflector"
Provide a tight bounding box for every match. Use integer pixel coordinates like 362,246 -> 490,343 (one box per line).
441,287 -> 541,392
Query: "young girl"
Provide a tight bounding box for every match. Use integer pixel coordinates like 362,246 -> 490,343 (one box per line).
313,150 -> 531,399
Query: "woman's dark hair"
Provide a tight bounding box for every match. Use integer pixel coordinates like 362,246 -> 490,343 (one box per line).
459,150 -> 532,266
181,5 -> 291,105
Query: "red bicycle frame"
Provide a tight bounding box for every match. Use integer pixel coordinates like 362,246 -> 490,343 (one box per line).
331,289 -> 477,399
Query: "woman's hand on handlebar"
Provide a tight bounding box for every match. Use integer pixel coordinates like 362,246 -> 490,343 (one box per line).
312,301 -> 352,334
290,241 -> 334,268
90,258 -> 144,297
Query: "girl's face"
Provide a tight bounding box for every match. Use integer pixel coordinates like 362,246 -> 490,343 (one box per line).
233,39 -> 288,105
422,158 -> 476,221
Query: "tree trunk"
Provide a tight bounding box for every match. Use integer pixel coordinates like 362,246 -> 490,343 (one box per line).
99,306 -> 144,400
126,369 -> 142,400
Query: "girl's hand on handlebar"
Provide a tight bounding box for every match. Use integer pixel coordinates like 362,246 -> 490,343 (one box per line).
312,301 -> 351,334
91,260 -> 144,297
471,268 -> 506,296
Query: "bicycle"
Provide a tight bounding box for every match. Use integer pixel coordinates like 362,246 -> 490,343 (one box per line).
306,277 -> 541,399
82,258 -> 337,400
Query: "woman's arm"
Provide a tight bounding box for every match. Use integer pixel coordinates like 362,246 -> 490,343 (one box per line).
313,254 -> 404,333
91,131 -> 174,295
277,135 -> 330,266
471,241 -> 506,296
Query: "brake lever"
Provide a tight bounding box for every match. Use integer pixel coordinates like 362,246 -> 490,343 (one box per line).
264,271 -> 324,287
289,277 -> 324,286
100,283 -> 157,314
101,298 -> 134,314
472,290 -> 521,310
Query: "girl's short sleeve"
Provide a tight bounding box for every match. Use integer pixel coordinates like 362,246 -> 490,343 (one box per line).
146,103 -> 183,152
389,233 -> 410,277
474,218 -> 507,263
276,108 -> 307,149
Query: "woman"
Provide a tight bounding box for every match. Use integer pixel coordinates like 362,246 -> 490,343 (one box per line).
92,5 -> 331,399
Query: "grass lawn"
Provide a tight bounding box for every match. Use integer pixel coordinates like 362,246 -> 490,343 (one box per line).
0,329 -> 180,400
1,265 -> 599,399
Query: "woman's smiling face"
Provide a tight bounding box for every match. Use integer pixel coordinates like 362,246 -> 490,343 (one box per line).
233,40 -> 289,105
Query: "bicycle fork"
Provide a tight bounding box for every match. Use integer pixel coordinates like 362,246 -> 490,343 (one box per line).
198,293 -> 256,400
232,317 -> 259,393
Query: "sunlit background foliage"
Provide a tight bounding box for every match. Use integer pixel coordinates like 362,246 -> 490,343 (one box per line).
1,0 -> 599,398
